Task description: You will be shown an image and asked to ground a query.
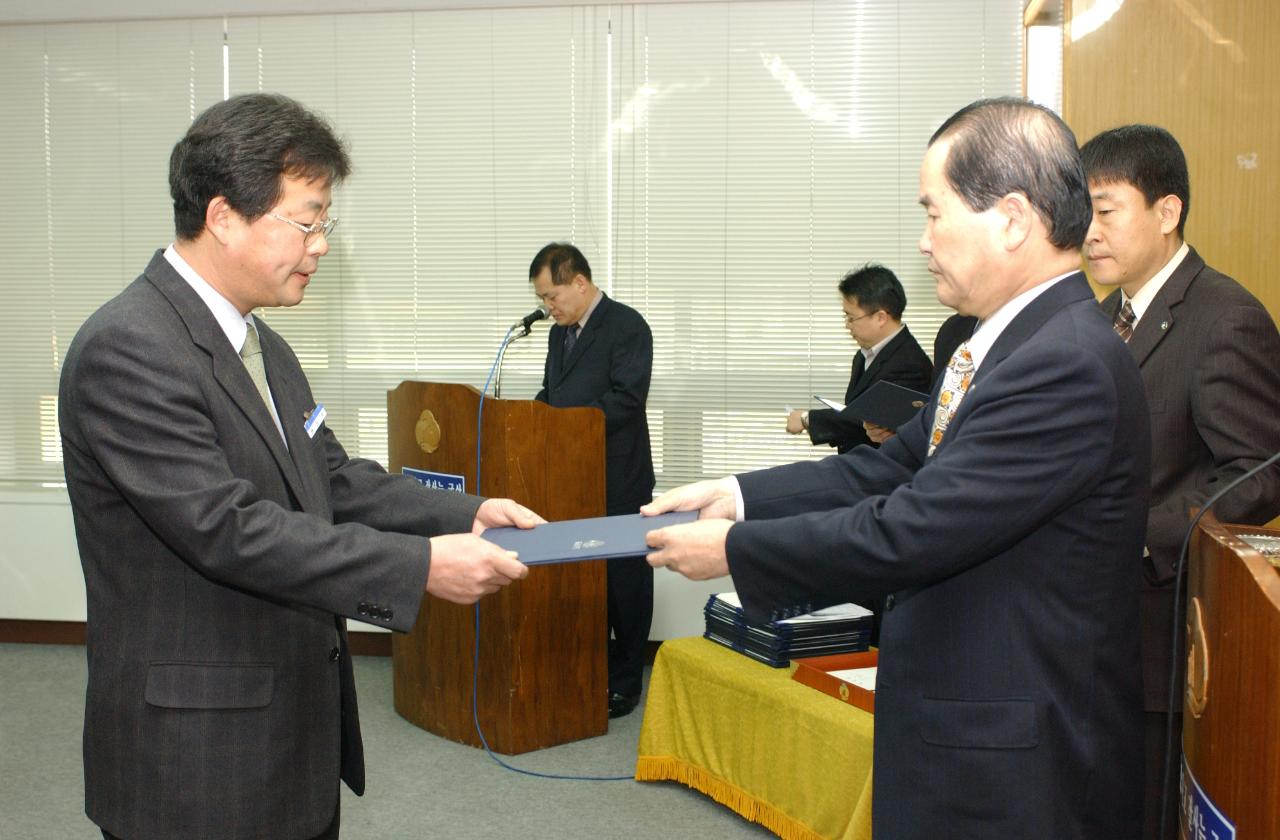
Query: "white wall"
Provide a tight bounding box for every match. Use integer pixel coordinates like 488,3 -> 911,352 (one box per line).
0,488 -> 85,621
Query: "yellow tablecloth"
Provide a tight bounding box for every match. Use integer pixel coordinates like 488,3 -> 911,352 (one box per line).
635,637 -> 874,840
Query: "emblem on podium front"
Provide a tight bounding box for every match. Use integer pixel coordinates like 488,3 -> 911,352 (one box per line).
1185,596 -> 1209,718
415,409 -> 441,454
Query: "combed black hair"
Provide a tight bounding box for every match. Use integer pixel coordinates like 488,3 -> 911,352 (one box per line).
838,263 -> 907,320
528,242 -> 592,285
1080,124 -> 1190,237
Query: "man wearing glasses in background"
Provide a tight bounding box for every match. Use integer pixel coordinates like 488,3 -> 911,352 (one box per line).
59,93 -> 540,840
786,263 -> 933,452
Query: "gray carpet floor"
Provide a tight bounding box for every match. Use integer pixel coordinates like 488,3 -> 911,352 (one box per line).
1,642 -> 774,839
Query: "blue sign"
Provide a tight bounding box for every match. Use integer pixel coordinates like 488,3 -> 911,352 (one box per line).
1181,756 -> 1236,840
402,467 -> 466,494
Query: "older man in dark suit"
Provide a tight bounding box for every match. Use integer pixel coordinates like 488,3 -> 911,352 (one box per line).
786,263 -> 933,452
531,242 -> 655,719
59,94 -> 538,840
1082,124 -> 1280,840
644,98 -> 1149,838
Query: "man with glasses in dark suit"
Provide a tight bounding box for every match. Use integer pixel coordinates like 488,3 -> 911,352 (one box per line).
786,263 -> 932,452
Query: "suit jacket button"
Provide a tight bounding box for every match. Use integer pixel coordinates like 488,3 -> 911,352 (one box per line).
383,608 -> 393,621
329,647 -> 340,662
357,601 -> 369,616
884,594 -> 896,611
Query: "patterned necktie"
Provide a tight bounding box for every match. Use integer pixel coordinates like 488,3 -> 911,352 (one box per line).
240,322 -> 274,411
928,341 -> 974,456
1113,299 -> 1136,343
564,324 -> 579,355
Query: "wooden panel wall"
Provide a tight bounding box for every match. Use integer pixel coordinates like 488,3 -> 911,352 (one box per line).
1063,0 -> 1280,322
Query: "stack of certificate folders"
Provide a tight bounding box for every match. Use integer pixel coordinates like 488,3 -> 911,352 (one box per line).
703,591 -> 873,668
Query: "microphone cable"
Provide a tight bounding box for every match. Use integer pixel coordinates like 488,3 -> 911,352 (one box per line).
1158,447 -> 1280,839
466,328 -> 634,781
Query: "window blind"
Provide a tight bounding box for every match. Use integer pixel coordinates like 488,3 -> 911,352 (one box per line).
0,0 -> 1023,490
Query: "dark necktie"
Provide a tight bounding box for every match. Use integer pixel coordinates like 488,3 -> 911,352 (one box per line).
1113,299 -> 1136,343
564,324 -> 579,355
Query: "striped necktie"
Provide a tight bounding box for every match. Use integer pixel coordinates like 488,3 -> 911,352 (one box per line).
1113,299 -> 1136,343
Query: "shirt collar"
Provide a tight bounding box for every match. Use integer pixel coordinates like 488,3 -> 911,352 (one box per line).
863,323 -> 904,367
575,288 -> 604,332
164,245 -> 258,351
1121,241 -> 1189,322
965,271 -> 1074,371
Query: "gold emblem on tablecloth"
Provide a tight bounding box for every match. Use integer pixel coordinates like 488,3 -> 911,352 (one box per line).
1185,596 -> 1210,718
415,410 -> 442,454
838,683 -> 850,703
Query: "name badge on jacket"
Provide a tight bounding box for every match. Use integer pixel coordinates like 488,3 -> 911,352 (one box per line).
304,403 -> 326,438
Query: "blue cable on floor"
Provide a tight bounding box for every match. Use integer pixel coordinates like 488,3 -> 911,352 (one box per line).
469,603 -> 633,781
469,327 -> 633,781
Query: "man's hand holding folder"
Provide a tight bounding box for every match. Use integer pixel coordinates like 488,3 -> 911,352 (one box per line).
641,478 -> 738,580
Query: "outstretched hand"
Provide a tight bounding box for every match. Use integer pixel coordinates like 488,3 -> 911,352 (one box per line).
472,498 -> 545,535
640,477 -> 737,521
645,518 -> 733,581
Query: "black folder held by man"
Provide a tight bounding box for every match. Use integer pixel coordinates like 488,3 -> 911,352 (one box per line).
840,380 -> 930,429
481,511 -> 697,565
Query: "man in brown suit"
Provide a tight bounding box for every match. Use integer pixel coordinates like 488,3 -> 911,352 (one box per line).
1082,124 -> 1280,840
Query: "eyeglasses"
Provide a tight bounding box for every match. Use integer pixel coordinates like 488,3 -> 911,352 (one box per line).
267,212 -> 338,244
843,311 -> 874,325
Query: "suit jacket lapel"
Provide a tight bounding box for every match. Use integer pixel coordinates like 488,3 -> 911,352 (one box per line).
844,352 -> 867,402
850,327 -> 912,400
977,272 -> 1095,386
143,252 -> 311,509
257,323 -> 328,513
1124,247 -> 1203,367
554,294 -> 609,385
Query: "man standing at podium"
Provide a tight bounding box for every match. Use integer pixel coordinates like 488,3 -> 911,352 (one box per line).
59,93 -> 538,840
644,98 -> 1149,838
1081,124 -> 1280,840
531,243 -> 656,719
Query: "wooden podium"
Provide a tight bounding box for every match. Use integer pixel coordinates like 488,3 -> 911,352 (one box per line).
387,381 -> 608,755
1181,514 -> 1280,837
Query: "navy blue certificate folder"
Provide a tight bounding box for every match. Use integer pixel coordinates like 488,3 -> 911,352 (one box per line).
844,380 -> 930,429
481,511 -> 699,565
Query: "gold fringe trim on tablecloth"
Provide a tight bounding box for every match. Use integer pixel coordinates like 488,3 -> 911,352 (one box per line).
635,755 -> 827,840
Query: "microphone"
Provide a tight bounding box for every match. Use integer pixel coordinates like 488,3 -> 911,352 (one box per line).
516,306 -> 549,335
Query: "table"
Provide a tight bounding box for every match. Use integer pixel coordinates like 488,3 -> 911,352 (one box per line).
636,637 -> 874,840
